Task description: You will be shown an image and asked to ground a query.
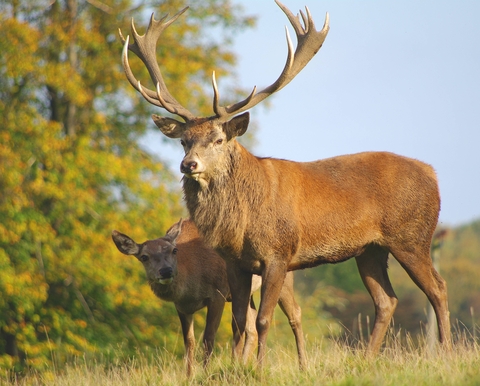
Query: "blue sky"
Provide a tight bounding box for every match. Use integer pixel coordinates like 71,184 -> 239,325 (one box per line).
142,0 -> 480,227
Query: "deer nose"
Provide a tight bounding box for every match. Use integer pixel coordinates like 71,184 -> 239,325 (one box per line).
159,267 -> 173,278
180,161 -> 197,174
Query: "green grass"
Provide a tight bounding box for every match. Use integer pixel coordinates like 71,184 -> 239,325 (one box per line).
3,330 -> 480,386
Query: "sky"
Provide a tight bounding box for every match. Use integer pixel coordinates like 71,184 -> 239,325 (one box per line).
141,0 -> 480,227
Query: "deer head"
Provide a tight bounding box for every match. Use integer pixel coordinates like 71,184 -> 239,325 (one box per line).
112,220 -> 183,285
119,1 -> 329,186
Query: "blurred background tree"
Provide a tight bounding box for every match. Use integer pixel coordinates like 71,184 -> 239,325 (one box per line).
0,0 -> 255,371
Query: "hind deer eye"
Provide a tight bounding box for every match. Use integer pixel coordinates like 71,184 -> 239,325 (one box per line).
215,138 -> 223,145
180,140 -> 186,147
140,255 -> 149,262
172,248 -> 178,255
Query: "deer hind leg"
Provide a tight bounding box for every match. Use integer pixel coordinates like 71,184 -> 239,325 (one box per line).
390,245 -> 451,348
242,296 -> 258,364
277,271 -> 307,370
203,294 -> 226,369
355,246 -> 398,357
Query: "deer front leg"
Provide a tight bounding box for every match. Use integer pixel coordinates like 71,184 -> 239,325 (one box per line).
203,293 -> 226,368
177,311 -> 195,377
257,261 -> 288,368
242,296 -> 258,363
226,262 -> 253,361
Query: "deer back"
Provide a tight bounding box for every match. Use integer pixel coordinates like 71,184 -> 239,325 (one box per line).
183,150 -> 440,273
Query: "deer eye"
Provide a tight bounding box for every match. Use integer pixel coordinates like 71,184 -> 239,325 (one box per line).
172,248 -> 178,255
180,140 -> 186,147
215,138 -> 223,146
140,255 -> 149,262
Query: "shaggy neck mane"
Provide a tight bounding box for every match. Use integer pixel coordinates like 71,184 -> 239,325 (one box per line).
182,142 -> 265,256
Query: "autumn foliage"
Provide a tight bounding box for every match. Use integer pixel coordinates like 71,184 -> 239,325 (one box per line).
0,0 -> 254,371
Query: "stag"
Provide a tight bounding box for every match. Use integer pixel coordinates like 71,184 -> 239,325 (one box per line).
112,219 -> 305,376
119,0 -> 451,367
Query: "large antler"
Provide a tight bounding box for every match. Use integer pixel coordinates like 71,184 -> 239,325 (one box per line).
119,7 -> 196,122
120,1 -> 329,124
213,0 -> 329,122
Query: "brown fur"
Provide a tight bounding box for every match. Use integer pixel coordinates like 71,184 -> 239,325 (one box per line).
155,115 -> 452,367
119,2 -> 450,368
112,219 -> 306,376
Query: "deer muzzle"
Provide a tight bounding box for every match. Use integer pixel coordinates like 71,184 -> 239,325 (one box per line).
158,267 -> 174,285
180,159 -> 206,183
180,160 -> 197,175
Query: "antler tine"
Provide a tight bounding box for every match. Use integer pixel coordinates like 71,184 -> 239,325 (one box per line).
154,82 -> 186,116
119,7 -> 196,122
282,3 -> 308,36
121,35 -> 154,98
212,71 -> 257,117
135,80 -> 186,119
213,0 -> 329,122
136,80 -> 162,108
212,71 -> 221,116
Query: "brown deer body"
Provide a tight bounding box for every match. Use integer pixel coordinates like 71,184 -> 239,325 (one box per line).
112,219 -> 305,376
120,0 -> 451,368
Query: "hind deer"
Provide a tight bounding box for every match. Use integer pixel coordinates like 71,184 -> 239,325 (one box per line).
119,0 -> 451,368
112,219 -> 305,376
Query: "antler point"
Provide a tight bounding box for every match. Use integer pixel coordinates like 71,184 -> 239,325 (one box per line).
122,35 -> 130,59
130,18 -> 140,37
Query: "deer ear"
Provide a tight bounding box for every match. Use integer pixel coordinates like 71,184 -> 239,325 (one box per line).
224,112 -> 250,139
164,219 -> 183,245
112,230 -> 140,255
152,115 -> 186,138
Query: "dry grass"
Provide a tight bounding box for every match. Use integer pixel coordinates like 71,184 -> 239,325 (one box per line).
3,327 -> 480,386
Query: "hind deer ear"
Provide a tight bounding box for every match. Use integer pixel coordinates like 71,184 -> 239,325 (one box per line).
224,112 -> 249,140
164,219 -> 183,245
152,115 -> 186,138
112,230 -> 140,255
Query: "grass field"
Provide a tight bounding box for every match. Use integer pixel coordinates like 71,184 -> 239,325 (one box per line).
3,326 -> 480,386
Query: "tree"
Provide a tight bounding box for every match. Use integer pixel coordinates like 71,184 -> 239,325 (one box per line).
0,0 -> 254,370
440,220 -> 480,333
